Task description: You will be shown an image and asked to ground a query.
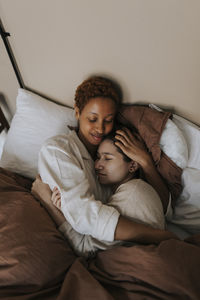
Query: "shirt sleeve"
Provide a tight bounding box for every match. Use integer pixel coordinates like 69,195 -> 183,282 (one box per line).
59,221 -> 95,257
38,140 -> 120,242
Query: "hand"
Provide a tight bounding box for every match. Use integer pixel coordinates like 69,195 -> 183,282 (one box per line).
31,174 -> 52,202
114,128 -> 152,168
31,175 -> 65,227
115,128 -> 170,214
52,187 -> 61,209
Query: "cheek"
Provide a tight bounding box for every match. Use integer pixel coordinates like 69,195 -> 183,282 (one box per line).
106,162 -> 119,176
110,162 -> 129,180
80,120 -> 92,132
104,123 -> 114,135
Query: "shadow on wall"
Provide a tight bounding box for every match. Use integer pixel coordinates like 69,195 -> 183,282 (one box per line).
0,93 -> 11,159
0,93 -> 12,123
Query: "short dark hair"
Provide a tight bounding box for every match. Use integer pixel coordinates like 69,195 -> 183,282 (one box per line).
102,131 -> 131,162
74,76 -> 122,113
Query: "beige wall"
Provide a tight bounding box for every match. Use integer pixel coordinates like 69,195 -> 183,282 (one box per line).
0,0 -> 199,125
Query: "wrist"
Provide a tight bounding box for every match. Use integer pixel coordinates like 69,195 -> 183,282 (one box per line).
140,154 -> 154,170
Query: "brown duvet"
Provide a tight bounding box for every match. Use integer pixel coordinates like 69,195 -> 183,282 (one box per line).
0,167 -> 200,300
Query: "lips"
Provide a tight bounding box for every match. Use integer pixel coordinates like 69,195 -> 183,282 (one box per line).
97,173 -> 106,177
91,133 -> 103,143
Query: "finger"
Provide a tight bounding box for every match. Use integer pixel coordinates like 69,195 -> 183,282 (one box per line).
52,192 -> 61,202
52,195 -> 58,203
53,196 -> 60,204
53,186 -> 60,192
54,190 -> 61,197
116,129 -> 134,145
115,132 -> 130,145
36,174 -> 41,180
57,200 -> 61,209
114,141 -> 129,155
116,129 -> 129,140
122,127 -> 133,138
119,129 -> 145,149
53,198 -> 61,209
122,127 -> 141,143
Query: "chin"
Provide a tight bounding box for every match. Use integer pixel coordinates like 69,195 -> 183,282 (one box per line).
99,179 -> 110,186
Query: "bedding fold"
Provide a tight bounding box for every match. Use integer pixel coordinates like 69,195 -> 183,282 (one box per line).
0,167 -> 200,299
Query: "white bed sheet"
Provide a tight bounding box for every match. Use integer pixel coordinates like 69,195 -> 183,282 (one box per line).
149,105 -> 200,238
169,115 -> 200,236
173,114 -> 200,170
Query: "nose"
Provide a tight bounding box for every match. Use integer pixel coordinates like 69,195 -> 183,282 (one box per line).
96,121 -> 104,134
95,159 -> 103,170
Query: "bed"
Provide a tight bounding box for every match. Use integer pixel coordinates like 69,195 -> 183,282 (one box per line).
0,88 -> 200,300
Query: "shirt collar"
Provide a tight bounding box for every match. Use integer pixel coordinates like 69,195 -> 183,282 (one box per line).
70,130 -> 92,160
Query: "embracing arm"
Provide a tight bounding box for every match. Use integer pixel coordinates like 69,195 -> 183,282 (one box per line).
31,177 -> 98,256
115,216 -> 177,243
38,137 -> 119,242
31,176 -> 177,245
139,156 -> 169,213
38,135 -> 175,244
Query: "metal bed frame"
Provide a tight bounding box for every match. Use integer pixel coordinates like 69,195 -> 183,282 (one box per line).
0,17 -> 25,132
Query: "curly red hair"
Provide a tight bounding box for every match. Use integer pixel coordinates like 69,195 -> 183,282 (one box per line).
74,76 -> 122,112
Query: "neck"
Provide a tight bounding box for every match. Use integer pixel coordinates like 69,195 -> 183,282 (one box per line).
77,130 -> 97,160
111,173 -> 136,193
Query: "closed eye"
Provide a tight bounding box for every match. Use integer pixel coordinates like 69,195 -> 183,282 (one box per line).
104,119 -> 113,123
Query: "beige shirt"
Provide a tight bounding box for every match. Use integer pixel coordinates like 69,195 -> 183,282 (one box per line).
39,130 -> 172,257
59,178 -> 166,257
38,130 -> 120,242
108,179 -> 165,230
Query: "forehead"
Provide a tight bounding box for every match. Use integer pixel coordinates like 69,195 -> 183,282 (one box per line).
98,139 -> 119,155
82,97 -> 116,116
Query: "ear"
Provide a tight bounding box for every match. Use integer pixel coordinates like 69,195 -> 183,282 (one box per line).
74,105 -> 80,121
129,161 -> 139,173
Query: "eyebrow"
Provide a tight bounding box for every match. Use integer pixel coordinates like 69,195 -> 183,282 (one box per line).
89,112 -> 115,116
98,152 -> 115,156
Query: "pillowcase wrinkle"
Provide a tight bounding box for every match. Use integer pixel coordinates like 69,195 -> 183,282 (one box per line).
0,88 -> 77,179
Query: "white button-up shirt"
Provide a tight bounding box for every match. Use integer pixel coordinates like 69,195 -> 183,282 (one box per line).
38,130 -> 120,242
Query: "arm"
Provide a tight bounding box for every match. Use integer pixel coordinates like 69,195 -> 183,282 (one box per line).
115,128 -> 169,213
38,137 -> 120,242
38,135 -> 176,244
32,174 -> 177,246
31,177 -> 97,256
115,216 -> 178,243
31,176 -> 177,245
139,156 -> 169,213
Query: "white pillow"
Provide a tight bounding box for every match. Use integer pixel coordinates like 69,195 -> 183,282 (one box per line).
168,115 -> 200,234
149,104 -> 188,169
159,119 -> 188,169
0,89 -> 77,179
173,114 -> 200,170
171,167 -> 200,234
